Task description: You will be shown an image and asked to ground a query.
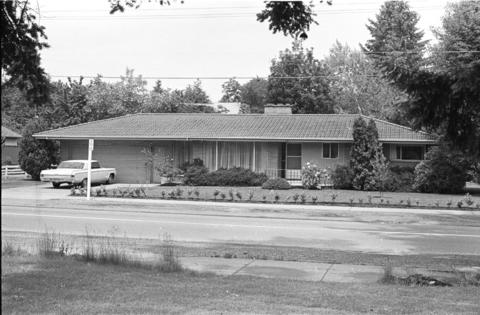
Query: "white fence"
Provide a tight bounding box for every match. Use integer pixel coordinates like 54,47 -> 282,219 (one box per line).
1,165 -> 27,177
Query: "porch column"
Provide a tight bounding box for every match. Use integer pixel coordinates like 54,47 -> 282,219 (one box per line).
215,141 -> 219,170
252,142 -> 256,172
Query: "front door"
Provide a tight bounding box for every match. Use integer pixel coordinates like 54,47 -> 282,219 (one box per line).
285,143 -> 302,181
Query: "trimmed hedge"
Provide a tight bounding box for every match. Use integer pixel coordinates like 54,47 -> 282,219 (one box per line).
332,165 -> 415,192
183,165 -> 209,186
185,167 -> 268,186
262,178 -> 291,190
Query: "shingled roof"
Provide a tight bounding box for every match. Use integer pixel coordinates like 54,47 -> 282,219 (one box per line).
33,113 -> 436,143
2,126 -> 21,138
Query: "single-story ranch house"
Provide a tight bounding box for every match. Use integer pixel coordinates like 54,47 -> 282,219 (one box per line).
33,105 -> 437,184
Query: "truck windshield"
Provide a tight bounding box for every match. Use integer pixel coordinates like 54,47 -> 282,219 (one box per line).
58,162 -> 84,169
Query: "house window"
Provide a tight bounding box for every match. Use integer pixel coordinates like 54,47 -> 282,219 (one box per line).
323,143 -> 339,159
286,143 -> 301,169
395,145 -> 424,160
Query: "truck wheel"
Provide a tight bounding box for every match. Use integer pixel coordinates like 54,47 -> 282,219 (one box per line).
106,174 -> 115,185
81,178 -> 88,188
52,182 -> 60,188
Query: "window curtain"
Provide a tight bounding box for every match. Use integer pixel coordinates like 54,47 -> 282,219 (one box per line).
218,142 -> 253,169
189,141 -> 216,170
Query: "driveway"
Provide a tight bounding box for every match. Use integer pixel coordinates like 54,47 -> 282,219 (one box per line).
2,182 -> 74,200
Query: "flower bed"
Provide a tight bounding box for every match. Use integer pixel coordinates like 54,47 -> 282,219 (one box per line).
70,185 -> 480,210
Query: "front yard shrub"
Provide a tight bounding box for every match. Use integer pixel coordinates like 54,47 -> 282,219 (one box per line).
350,117 -> 389,191
185,166 -> 268,186
156,155 -> 184,184
248,189 -> 254,201
301,163 -> 333,190
301,162 -> 321,189
332,165 -> 353,189
235,191 -> 242,200
413,146 -> 471,194
383,166 -> 415,192
18,119 -> 59,180
292,193 -> 300,203
464,193 -> 474,207
193,188 -> 200,199
274,192 -> 281,203
262,178 -> 291,190
300,193 -> 307,204
183,165 -> 210,185
206,167 -> 268,186
175,187 -> 184,198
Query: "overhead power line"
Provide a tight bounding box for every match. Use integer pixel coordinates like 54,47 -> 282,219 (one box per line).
40,5 -> 445,20
50,75 -> 382,80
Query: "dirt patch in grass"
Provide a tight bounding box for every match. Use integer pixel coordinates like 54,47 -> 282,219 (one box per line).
2,255 -> 480,314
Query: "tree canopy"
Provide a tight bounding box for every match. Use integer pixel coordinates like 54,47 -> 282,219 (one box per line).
364,0 -> 480,158
324,41 -> 407,123
220,78 -> 242,103
268,41 -> 334,114
109,0 -> 331,39
240,78 -> 268,114
1,0 -> 50,105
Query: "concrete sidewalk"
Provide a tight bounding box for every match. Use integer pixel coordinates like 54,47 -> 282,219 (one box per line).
180,257 -> 479,283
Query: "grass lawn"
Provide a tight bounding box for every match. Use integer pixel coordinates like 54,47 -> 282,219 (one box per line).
4,231 -> 480,271
107,185 -> 480,209
2,255 -> 480,314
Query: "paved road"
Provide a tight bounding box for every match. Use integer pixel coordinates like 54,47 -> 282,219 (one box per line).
2,184 -> 480,255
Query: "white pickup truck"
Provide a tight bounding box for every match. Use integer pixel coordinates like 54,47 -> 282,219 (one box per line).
40,160 -> 116,188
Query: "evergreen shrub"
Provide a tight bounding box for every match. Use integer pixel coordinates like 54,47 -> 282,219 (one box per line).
262,178 -> 291,190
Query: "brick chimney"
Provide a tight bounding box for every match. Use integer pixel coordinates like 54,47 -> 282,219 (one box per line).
264,104 -> 292,115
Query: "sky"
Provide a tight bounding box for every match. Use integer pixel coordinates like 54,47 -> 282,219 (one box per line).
37,0 -> 456,102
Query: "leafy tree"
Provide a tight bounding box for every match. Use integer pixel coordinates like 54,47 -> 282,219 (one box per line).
1,83 -> 38,132
46,79 -> 90,129
86,75 -> 127,120
109,1 -> 332,39
1,0 -> 50,105
324,41 -> 407,124
268,41 -> 334,114
152,80 -> 164,94
350,117 -> 388,191
182,79 -> 210,104
364,0 -> 480,158
220,78 -> 242,103
117,68 -> 148,113
18,118 -> 59,180
256,1 -> 318,39
240,78 -> 268,113
143,86 -> 216,113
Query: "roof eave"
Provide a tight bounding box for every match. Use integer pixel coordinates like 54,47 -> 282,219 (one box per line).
33,134 -> 437,144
